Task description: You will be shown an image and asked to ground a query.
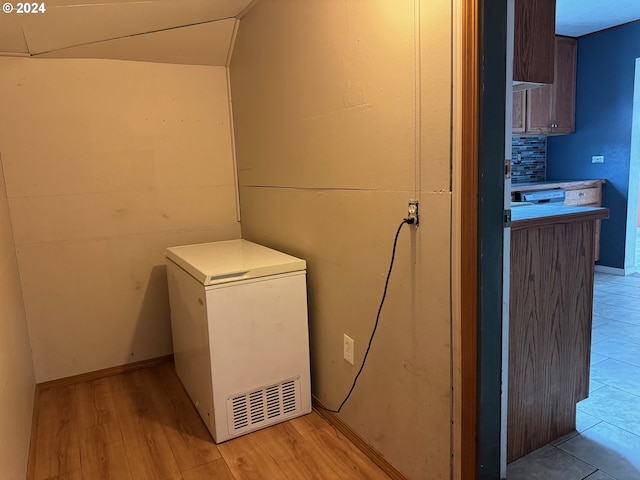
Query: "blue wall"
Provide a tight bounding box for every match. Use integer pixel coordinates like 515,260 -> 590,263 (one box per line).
547,22 -> 640,268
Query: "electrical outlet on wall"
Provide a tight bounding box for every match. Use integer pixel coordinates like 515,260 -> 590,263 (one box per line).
592,155 -> 605,164
408,200 -> 419,225
343,334 -> 354,365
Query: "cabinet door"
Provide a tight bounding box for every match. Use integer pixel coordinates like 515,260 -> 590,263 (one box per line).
523,36 -> 577,135
512,91 -> 526,134
552,37 -> 577,134
526,84 -> 553,134
513,0 -> 556,85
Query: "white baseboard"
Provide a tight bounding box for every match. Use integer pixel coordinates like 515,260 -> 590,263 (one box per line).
595,265 -> 637,276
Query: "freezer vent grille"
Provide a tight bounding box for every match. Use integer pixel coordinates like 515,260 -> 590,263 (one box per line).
227,376 -> 301,434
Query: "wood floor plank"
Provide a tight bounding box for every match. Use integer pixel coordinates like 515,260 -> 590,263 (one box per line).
33,363 -> 393,480
218,433 -> 288,480
181,458 -> 235,480
289,410 -> 330,437
303,426 -> 391,480
143,365 -> 222,472
75,377 -> 117,429
34,385 -> 81,480
40,470 -> 82,480
253,422 -> 341,480
108,370 -> 182,480
79,422 -> 132,480
148,361 -> 184,392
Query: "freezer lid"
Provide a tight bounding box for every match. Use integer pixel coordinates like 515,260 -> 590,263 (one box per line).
165,239 -> 306,286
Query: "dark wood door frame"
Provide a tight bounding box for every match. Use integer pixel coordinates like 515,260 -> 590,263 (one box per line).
461,0 -> 507,478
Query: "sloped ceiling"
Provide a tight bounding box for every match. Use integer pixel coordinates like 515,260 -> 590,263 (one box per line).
0,0 -> 257,65
4,0 -> 640,65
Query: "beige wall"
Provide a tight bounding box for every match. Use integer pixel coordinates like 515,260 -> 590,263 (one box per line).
231,1 -> 453,478
0,159 -> 35,479
0,58 -> 240,382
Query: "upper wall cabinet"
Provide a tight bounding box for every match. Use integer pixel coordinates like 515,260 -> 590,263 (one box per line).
513,0 -> 556,90
513,36 -> 577,136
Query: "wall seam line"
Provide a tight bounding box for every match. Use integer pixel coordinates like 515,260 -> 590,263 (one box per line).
0,150 -> 36,380
225,66 -> 242,223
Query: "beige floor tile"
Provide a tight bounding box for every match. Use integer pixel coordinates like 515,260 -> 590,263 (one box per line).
507,445 -> 596,480
558,422 -> 640,480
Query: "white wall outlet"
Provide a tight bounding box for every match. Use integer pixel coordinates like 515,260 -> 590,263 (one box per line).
343,334 -> 354,365
592,155 -> 605,164
408,200 -> 419,226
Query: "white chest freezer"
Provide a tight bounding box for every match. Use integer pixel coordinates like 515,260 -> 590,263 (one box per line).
165,239 -> 311,443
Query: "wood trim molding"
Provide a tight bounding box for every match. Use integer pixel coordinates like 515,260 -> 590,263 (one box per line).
313,402 -> 409,480
511,179 -> 606,193
36,354 -> 174,391
461,0 -> 479,478
511,207 -> 609,231
26,385 -> 40,480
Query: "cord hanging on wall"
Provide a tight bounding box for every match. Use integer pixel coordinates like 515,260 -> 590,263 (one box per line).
323,215 -> 416,414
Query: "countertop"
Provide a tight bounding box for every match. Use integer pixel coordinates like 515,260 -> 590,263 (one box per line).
511,204 -> 609,231
511,179 -> 606,192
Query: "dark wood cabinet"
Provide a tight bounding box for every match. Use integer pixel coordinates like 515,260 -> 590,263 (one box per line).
513,37 -> 577,136
508,207 -> 608,462
513,0 -> 556,89
527,37 -> 577,135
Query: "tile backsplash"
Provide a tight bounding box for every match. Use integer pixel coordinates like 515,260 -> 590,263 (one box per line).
512,136 -> 546,183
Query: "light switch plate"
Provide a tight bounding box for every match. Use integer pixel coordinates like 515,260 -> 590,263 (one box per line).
592,155 -> 605,164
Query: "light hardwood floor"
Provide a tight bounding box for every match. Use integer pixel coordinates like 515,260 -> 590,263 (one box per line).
30,361 -> 392,480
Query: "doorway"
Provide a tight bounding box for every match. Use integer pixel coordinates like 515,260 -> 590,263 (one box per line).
506,40 -> 640,480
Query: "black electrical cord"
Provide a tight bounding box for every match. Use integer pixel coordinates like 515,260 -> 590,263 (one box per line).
323,217 -> 415,413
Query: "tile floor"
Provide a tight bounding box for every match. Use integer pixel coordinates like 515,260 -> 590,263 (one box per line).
507,272 -> 640,479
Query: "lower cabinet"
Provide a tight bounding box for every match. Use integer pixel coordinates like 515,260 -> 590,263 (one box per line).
509,212 -> 603,462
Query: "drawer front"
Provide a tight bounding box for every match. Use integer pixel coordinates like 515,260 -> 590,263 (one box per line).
564,187 -> 600,206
